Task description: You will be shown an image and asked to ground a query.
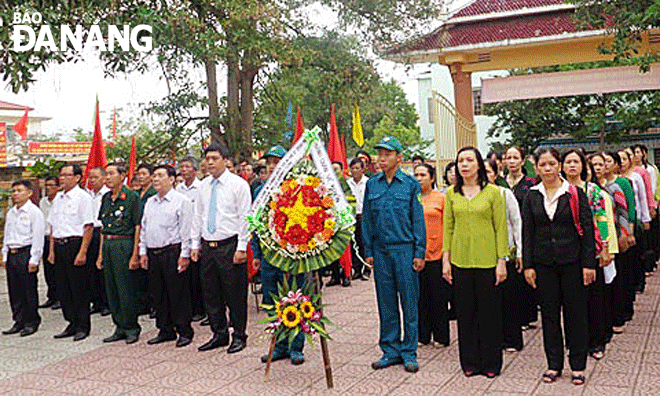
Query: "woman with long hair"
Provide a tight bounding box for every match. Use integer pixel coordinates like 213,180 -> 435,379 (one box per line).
485,159 -> 523,352
443,147 -> 508,378
414,163 -> 450,348
522,147 -> 595,386
441,161 -> 457,194
505,147 -> 539,330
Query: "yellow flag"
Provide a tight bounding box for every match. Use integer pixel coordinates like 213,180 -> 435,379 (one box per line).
352,101 -> 364,147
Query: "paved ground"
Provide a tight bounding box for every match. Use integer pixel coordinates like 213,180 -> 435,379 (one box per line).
0,269 -> 659,395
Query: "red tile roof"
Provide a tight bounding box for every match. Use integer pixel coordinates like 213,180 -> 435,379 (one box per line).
453,0 -> 566,18
0,100 -> 33,111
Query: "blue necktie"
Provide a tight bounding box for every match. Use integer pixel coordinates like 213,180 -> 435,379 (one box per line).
208,178 -> 218,234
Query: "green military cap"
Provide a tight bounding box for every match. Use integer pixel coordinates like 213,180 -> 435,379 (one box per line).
262,145 -> 287,159
374,136 -> 402,153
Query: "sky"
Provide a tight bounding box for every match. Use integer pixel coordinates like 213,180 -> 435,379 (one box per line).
0,0 -> 472,140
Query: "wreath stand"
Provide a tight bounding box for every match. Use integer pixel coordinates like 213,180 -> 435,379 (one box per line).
264,271 -> 334,389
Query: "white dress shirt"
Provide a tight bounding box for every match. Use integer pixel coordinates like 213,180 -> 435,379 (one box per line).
498,186 -> 523,258
89,185 -> 110,228
628,172 -> 651,223
175,177 -> 201,206
645,164 -> 658,196
39,196 -> 56,237
347,175 -> 368,215
531,179 -> 570,221
2,201 -> 45,265
47,186 -> 94,238
191,169 -> 251,251
139,189 -> 193,258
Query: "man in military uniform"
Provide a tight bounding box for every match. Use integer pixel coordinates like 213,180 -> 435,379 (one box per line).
136,163 -> 157,317
253,146 -> 307,365
97,163 -> 143,344
362,136 -> 426,373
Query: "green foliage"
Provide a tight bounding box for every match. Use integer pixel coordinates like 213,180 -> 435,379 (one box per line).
568,0 -> 660,71
27,159 -> 65,179
365,116 -> 431,159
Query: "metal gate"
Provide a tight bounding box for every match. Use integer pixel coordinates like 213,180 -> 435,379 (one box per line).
430,91 -> 477,169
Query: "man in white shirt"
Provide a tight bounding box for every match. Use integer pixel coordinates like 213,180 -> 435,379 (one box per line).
191,144 -> 251,354
39,176 -> 60,309
176,156 -> 205,322
348,158 -> 370,280
87,167 -> 110,316
1,180 -> 45,337
140,165 -> 194,348
47,164 -> 95,341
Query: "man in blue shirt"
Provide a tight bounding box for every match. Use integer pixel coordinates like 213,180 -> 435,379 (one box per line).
252,146 -> 307,365
362,136 -> 426,373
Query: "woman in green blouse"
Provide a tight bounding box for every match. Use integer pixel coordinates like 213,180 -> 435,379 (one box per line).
442,147 -> 509,378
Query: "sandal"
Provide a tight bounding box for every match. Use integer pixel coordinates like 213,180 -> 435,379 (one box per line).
590,350 -> 605,360
542,370 -> 561,383
612,326 -> 624,334
572,374 -> 586,386
463,370 -> 477,377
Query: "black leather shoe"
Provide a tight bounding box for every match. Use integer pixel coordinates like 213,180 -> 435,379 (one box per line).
53,327 -> 76,339
147,333 -> 177,345
176,336 -> 193,348
341,278 -> 351,287
149,308 -> 157,319
51,301 -> 61,310
103,333 -> 126,343
20,327 -> 38,337
2,323 -> 23,335
90,306 -> 102,315
200,318 -> 211,326
198,334 -> 229,351
101,308 -> 111,316
326,278 -> 340,287
39,299 -> 56,309
125,334 -> 139,344
191,314 -> 205,322
227,338 -> 246,354
73,331 -> 89,341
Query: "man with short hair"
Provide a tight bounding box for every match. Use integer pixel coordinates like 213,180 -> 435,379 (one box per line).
97,163 -> 143,344
176,156 -> 205,322
191,144 -> 251,354
87,167 -> 110,316
140,165 -> 194,348
39,176 -> 60,309
47,164 -> 95,341
2,180 -> 45,337
348,158 -> 370,280
412,155 -> 425,166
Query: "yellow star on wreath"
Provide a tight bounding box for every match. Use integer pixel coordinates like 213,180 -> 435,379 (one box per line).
279,193 -> 321,232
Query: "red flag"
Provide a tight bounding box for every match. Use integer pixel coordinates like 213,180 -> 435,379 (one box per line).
13,108 -> 28,140
82,99 -> 108,187
112,108 -> 117,139
327,103 -> 343,164
293,107 -> 304,144
127,135 -> 137,184
339,133 -> 348,176
339,246 -> 353,281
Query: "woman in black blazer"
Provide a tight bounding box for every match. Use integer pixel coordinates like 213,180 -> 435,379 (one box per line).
522,148 -> 596,386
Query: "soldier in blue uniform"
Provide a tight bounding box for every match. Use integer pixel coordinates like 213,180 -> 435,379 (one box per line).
252,146 -> 307,366
363,136 -> 426,373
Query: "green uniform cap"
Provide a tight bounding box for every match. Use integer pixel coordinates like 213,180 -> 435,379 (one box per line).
374,136 -> 402,153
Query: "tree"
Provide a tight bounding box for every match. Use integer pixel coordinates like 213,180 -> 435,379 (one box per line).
568,0 -> 660,71
364,116 -> 431,159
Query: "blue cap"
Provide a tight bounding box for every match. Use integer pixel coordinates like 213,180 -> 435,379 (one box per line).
374,136 -> 402,153
263,145 -> 287,159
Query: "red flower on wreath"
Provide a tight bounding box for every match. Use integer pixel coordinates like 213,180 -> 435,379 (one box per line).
301,186 -> 322,207
308,210 -> 330,234
273,211 -> 288,233
120,193 -> 126,200
284,224 -> 311,245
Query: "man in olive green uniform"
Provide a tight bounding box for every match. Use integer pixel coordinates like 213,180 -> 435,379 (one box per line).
97,164 -> 143,344
137,163 -> 157,316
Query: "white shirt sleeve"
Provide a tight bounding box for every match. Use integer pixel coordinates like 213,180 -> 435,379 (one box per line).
634,175 -> 651,223
191,181 -> 204,250
505,189 -> 523,258
236,179 -> 252,251
179,197 -> 193,259
29,207 -> 45,266
139,200 -> 149,256
79,192 -> 95,228
1,210 -> 9,263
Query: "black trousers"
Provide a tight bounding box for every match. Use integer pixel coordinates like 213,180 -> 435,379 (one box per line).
88,228 -> 107,309
54,238 -> 90,333
200,236 -> 248,341
603,276 -> 614,344
587,266 -> 607,353
189,257 -> 205,317
452,265 -> 503,374
6,247 -> 40,328
418,260 -> 450,345
148,244 -> 193,338
522,280 -> 538,326
136,267 -> 151,314
42,236 -> 57,302
613,247 -> 635,326
535,263 -> 588,372
351,215 -> 366,276
501,261 -> 524,351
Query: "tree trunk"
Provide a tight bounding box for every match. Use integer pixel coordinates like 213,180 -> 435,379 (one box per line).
239,65 -> 258,160
227,57 -> 241,153
205,57 -> 223,147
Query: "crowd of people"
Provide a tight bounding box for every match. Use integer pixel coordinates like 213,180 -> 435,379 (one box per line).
1,137 -> 659,384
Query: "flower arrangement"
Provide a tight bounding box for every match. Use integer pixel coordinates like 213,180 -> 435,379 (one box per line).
260,277 -> 331,346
